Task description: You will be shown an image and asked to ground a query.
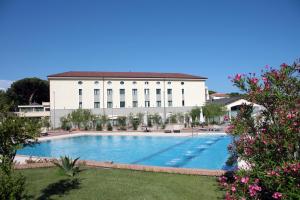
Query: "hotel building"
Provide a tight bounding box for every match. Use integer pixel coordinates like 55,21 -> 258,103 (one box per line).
48,71 -> 208,128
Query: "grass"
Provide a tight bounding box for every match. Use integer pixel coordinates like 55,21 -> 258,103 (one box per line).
21,167 -> 224,200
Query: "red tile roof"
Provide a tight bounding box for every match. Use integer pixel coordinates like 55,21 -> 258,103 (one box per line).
48,71 -> 207,80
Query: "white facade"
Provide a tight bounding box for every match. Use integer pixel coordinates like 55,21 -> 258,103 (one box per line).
48,72 -> 208,128
16,102 -> 50,118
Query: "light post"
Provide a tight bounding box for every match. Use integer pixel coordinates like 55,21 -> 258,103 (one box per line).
53,91 -> 56,130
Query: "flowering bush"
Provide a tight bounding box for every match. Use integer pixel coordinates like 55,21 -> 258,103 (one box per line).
221,64 -> 300,199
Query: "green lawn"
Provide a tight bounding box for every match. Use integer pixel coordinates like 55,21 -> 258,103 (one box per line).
21,167 -> 224,200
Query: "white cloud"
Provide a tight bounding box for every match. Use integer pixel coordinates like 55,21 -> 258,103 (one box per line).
0,80 -> 13,91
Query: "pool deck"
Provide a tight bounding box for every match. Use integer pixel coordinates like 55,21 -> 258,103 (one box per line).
15,131 -> 228,176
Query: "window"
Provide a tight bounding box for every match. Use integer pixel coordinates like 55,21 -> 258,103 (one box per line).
79,89 -> 82,95
156,89 -> 161,95
182,100 -> 185,106
132,101 -> 138,107
182,89 -> 184,94
107,102 -> 113,108
144,89 -> 150,95
132,89 -> 138,95
156,81 -> 160,85
145,81 -> 149,85
120,89 -> 125,95
107,89 -> 113,95
94,102 -> 100,108
145,101 -> 150,107
181,82 -> 184,85
94,81 -> 99,84
167,89 -> 172,95
79,102 -> 82,109
168,101 -> 173,107
107,81 -> 112,85
94,89 -> 100,95
156,101 -> 161,107
120,101 -> 125,108
78,81 -> 83,85
133,81 -> 137,84
168,81 -> 171,85
120,81 -> 124,85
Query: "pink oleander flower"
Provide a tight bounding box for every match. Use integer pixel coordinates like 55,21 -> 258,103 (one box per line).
280,63 -> 288,68
225,125 -> 235,133
225,192 -> 231,200
234,74 -> 242,81
231,186 -> 236,192
272,192 -> 282,199
250,77 -> 259,84
223,115 -> 229,121
262,76 -> 268,83
263,140 -> 267,145
287,113 -> 295,119
241,176 -> 249,184
248,184 -> 261,197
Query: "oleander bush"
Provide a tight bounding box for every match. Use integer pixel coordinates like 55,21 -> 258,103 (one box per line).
221,64 -> 300,200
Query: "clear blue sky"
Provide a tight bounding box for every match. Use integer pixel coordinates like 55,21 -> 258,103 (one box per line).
0,0 -> 299,92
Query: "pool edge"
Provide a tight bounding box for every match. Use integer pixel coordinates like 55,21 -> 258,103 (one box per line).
15,155 -> 226,176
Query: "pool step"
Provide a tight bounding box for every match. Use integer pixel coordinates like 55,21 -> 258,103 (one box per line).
165,138 -> 222,167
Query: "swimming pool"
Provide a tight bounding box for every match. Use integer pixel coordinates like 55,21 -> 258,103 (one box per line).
17,134 -> 232,170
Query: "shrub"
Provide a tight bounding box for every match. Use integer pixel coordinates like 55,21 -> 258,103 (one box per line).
96,123 -> 102,131
107,123 -> 113,131
132,120 -> 139,130
147,117 -> 152,127
221,64 -> 300,199
0,168 -> 27,200
54,156 -> 80,177
117,116 -> 127,130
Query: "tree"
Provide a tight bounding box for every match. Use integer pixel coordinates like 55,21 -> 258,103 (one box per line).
6,78 -> 49,110
128,113 -> 140,130
202,103 -> 226,124
117,116 -> 127,130
0,113 -> 41,199
227,92 -> 243,97
100,115 -> 108,128
67,109 -> 94,130
176,112 -> 185,124
152,113 -> 162,129
136,112 -> 144,125
0,115 -> 41,170
184,113 -> 191,127
220,64 -> 300,199
60,116 -> 71,131
208,90 -> 217,95
189,107 -> 201,123
0,91 -> 11,112
167,114 -> 177,124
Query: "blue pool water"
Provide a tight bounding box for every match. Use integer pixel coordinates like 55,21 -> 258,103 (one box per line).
17,135 -> 232,170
